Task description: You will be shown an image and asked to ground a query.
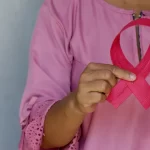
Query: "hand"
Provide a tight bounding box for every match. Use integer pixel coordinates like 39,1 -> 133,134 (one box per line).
74,63 -> 136,114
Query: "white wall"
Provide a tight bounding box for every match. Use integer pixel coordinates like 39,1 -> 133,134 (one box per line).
0,1 -> 43,149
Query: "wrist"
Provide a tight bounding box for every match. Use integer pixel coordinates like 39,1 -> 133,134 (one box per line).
66,92 -> 86,118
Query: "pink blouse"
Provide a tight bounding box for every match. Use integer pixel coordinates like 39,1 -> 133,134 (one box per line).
19,0 -> 150,150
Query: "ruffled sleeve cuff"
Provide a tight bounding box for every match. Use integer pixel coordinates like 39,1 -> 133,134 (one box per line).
19,100 -> 81,150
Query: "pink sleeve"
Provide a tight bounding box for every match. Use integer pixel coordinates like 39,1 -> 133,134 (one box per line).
19,0 -> 80,150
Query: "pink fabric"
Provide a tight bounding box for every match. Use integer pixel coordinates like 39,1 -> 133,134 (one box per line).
19,0 -> 150,150
108,18 -> 150,109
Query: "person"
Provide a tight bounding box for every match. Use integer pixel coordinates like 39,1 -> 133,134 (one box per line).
19,0 -> 150,150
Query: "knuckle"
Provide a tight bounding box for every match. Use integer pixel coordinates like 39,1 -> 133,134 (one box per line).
100,80 -> 108,91
112,66 -> 118,74
80,70 -> 95,81
104,70 -> 113,79
93,70 -> 101,78
80,72 -> 88,81
87,62 -> 96,69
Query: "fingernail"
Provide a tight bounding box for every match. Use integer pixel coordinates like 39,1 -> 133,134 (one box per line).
129,73 -> 136,81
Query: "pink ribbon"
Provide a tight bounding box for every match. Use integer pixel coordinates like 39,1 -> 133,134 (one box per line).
107,18 -> 150,109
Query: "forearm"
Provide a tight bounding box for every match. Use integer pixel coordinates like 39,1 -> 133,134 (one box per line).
41,92 -> 85,149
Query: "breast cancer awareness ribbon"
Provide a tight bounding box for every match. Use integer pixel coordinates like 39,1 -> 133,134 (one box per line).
107,18 -> 150,109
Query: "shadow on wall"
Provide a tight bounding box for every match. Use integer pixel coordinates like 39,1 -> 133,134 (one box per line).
0,0 -> 43,150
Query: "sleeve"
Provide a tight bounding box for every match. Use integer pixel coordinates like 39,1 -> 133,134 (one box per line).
19,0 -> 81,150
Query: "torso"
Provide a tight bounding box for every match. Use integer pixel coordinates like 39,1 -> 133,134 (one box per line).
69,0 -> 150,149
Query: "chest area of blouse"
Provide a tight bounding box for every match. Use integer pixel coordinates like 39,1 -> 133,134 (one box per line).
71,1 -> 150,61
70,5 -> 150,89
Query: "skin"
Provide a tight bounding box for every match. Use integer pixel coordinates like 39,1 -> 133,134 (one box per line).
41,0 -> 150,149
41,63 -> 136,149
105,0 -> 150,13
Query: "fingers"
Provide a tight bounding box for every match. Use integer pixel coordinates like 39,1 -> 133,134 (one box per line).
77,92 -> 106,108
86,63 -> 136,81
79,80 -> 112,94
87,92 -> 106,105
110,66 -> 136,81
80,69 -> 117,87
76,62 -> 136,114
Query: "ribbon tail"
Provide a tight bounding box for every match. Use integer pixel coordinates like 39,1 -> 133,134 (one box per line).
127,77 -> 150,109
107,81 -> 132,108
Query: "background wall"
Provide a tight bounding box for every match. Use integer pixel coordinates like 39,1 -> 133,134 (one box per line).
0,1 -> 43,149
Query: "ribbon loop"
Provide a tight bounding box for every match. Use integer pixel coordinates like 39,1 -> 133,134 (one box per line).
107,18 -> 150,109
